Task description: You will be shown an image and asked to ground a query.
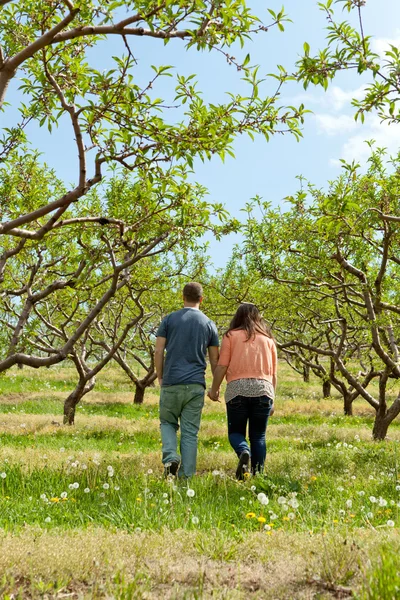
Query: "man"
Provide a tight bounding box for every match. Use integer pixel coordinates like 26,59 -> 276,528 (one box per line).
155,282 -> 219,477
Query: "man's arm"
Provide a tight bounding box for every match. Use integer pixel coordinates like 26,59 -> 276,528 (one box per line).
155,336 -> 166,386
208,346 -> 219,375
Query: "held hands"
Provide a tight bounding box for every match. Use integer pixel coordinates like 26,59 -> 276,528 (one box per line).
207,388 -> 220,402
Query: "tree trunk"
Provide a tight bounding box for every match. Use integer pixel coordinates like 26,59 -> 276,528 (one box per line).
63,377 -> 96,425
303,364 -> 310,383
134,383 -> 145,404
344,394 -> 353,416
322,380 -> 331,398
373,395 -> 400,441
17,363 -> 23,370
372,413 -> 390,441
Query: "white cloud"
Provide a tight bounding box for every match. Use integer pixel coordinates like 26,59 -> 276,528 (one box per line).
332,116 -> 400,165
315,113 -> 359,136
371,33 -> 400,58
287,85 -> 367,113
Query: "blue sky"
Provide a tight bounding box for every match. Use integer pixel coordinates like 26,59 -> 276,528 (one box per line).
5,0 -> 400,267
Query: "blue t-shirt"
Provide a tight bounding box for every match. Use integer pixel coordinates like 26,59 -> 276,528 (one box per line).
156,308 -> 219,387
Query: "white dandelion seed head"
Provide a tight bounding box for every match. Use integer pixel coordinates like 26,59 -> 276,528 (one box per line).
60,492 -> 67,499
346,499 -> 353,508
84,488 -> 90,493
369,496 -> 377,503
103,483 -> 109,490
288,498 -> 299,509
72,482 -> 79,489
0,472 -> 6,479
367,512 -> 373,519
163,493 -> 168,498
277,496 -> 287,505
44,517 -> 51,523
257,493 -> 269,506
191,516 -> 199,525
378,497 -> 387,507
114,486 -> 120,491
186,489 -> 195,498
288,512 -> 295,520
387,520 -> 395,527
250,486 -> 256,492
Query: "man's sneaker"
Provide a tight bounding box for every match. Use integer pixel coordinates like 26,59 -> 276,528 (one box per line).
164,460 -> 180,478
236,450 -> 250,481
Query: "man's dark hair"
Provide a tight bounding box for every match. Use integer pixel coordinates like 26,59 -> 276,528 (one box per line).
183,282 -> 203,302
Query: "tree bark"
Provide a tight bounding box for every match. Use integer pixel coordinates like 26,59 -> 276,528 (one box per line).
63,376 -> 95,425
303,364 -> 310,383
372,414 -> 390,441
322,380 -> 331,398
344,394 -> 353,416
133,383 -> 145,404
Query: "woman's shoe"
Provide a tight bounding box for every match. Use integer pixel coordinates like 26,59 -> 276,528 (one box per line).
236,450 -> 250,480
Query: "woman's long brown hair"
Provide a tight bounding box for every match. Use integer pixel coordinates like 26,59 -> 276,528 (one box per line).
226,303 -> 272,341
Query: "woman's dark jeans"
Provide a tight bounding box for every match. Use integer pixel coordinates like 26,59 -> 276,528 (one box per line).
226,395 -> 273,474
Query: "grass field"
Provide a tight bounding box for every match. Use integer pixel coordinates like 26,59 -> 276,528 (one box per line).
0,363 -> 400,599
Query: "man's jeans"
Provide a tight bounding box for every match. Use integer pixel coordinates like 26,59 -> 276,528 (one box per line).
226,395 -> 273,474
160,384 -> 205,477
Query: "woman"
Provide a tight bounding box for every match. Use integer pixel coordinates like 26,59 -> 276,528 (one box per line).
208,303 -> 277,479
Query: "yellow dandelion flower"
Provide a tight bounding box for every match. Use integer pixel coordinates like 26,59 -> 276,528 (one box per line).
243,472 -> 251,479
310,476 -> 317,481
136,497 -> 142,502
333,519 -> 339,524
350,514 -> 355,518
50,497 -> 60,503
150,503 -> 155,507
283,516 -> 290,521
71,498 -> 76,502
266,530 -> 273,535
268,523 -> 275,527
257,516 -> 266,523
245,512 -> 256,519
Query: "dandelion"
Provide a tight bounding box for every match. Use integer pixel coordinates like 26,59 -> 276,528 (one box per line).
44,517 -> 51,523
369,475 -> 374,481
40,494 -> 47,501
60,492 -> 67,499
396,485 -> 400,492
107,467 -> 114,477
358,491 -> 365,496
187,489 -> 195,498
269,513 -> 278,521
114,486 -> 120,491
339,509 -> 345,516
310,476 -> 317,481
147,469 -> 153,475
277,496 -> 287,505
84,488 -> 90,494
0,472 -> 6,479
72,482 -> 79,489
264,524 -> 271,531
103,483 -> 109,490
81,464 -> 88,470
192,516 -> 199,525
250,485 -> 256,492
288,512 -> 295,520
369,496 -> 377,503
50,497 -> 59,503
60,448 -> 65,452
367,512 -> 373,519
212,470 -> 220,476
135,527 -> 142,533
136,497 -> 142,502
346,499 -> 352,508
288,498 -> 299,509
243,472 -> 251,479
257,493 -> 269,506
257,516 -> 266,523
99,492 -> 105,498
240,497 -> 245,501
163,493 -> 168,498
378,497 -> 388,507
387,520 -> 395,527
337,486 -> 344,492
246,512 -> 256,519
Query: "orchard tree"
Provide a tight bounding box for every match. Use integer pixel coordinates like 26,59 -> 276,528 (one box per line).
243,148 -> 400,440
297,0 -> 400,123
0,0 -> 308,379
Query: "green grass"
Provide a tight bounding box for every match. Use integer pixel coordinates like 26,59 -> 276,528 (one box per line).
0,363 -> 399,598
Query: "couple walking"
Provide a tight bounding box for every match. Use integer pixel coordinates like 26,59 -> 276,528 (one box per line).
155,282 -> 277,479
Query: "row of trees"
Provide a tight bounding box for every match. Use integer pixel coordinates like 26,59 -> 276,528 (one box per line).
0,0 -> 399,438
